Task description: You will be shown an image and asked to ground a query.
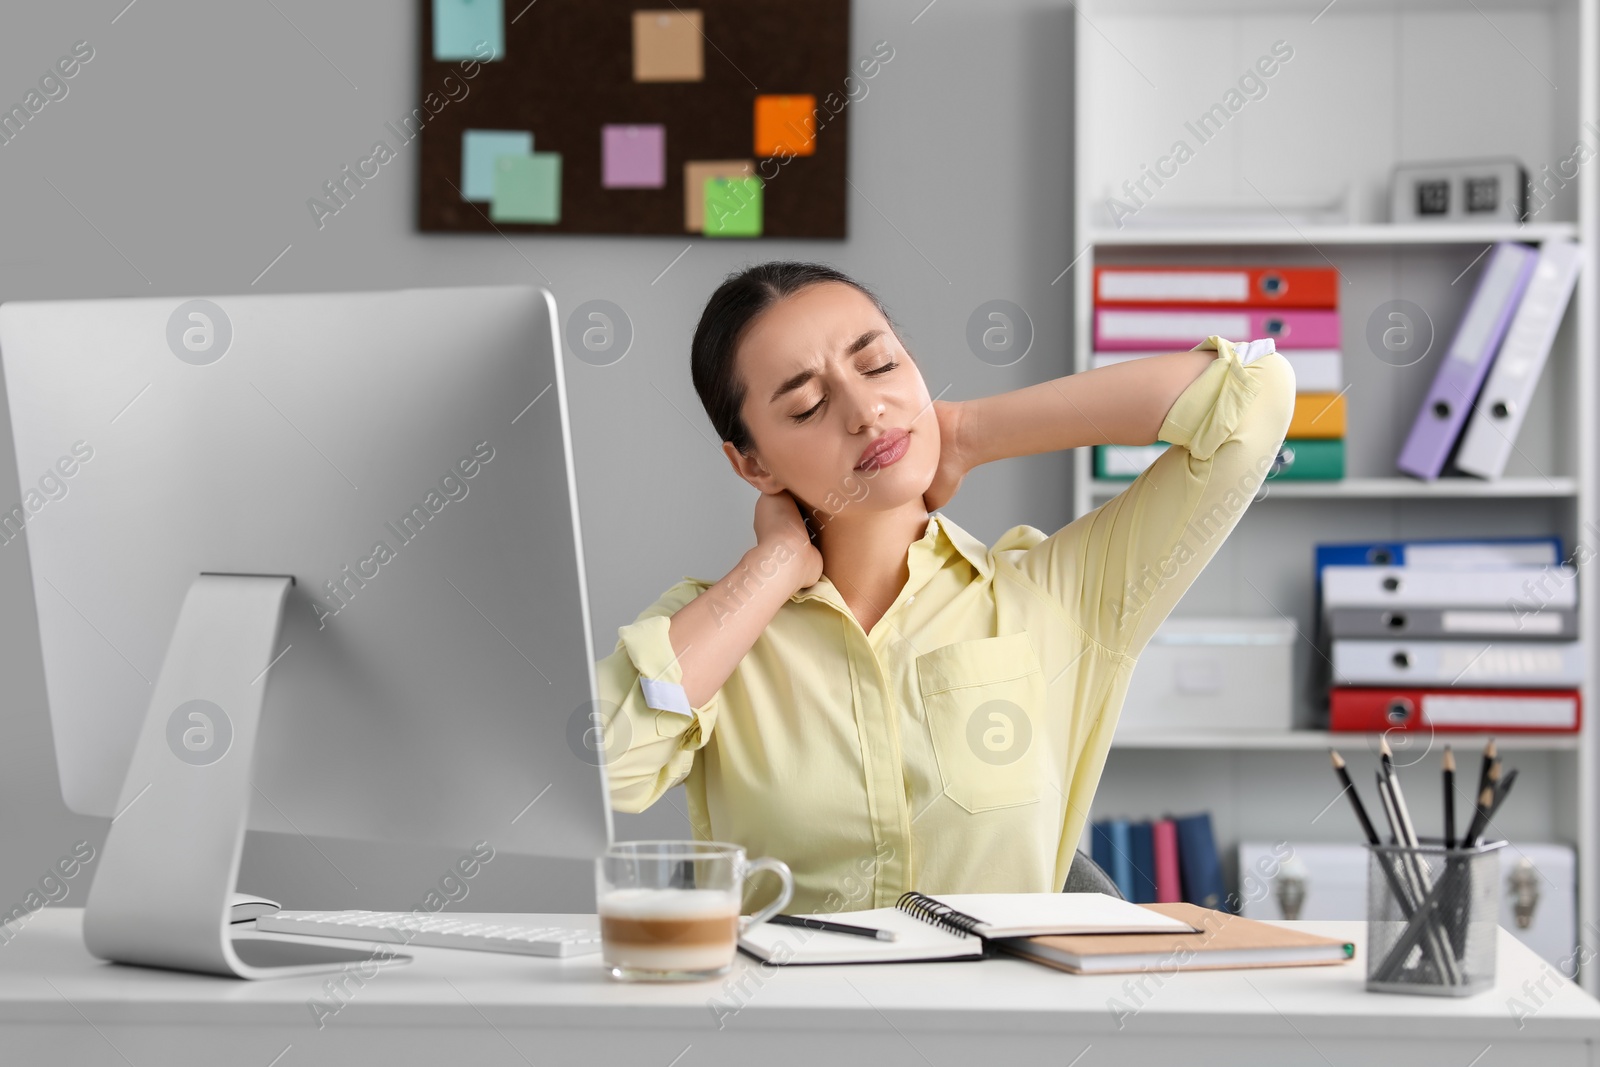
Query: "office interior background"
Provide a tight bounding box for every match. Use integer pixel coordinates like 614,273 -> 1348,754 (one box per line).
0,1 -> 1072,913
2,0 -> 1598,997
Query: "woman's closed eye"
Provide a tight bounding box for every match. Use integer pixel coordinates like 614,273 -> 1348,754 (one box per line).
790,360 -> 899,422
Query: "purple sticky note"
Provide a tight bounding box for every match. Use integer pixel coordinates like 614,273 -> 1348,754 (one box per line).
602,124 -> 665,188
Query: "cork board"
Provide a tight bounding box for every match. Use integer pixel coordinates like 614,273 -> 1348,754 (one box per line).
417,0 -> 852,238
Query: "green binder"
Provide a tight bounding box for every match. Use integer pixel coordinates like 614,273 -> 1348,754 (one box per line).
1093,438 -> 1345,481
1268,438 -> 1344,480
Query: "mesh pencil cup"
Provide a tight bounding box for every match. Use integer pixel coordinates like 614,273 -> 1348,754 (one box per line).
1365,839 -> 1503,996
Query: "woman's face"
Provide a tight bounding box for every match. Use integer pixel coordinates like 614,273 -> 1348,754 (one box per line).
724,281 -> 939,522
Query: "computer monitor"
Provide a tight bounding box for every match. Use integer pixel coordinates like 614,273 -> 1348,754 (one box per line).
0,284 -> 612,976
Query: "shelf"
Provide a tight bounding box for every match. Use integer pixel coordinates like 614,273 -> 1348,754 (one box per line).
1111,730 -> 1580,752
1087,223 -> 1579,247
1087,477 -> 1580,500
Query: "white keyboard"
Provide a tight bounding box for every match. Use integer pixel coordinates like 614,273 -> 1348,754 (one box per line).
255,911 -> 603,958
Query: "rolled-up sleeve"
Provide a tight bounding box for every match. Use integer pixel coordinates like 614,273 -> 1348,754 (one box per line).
595,577 -> 724,813
1013,335 -> 1296,658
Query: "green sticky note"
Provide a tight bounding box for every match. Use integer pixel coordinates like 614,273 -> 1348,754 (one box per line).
703,177 -> 763,237
491,153 -> 561,223
434,0 -> 504,61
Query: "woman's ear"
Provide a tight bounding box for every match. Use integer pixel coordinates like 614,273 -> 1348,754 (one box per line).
722,440 -> 784,494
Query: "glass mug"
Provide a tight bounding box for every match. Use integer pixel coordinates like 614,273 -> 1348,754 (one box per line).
596,841 -> 794,981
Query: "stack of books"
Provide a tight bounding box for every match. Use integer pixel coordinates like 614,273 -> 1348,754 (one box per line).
1316,537 -> 1582,733
1090,265 -> 1343,482
1089,810 -> 1230,913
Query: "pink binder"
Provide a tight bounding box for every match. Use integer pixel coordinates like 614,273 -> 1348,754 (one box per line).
1153,818 -> 1181,903
1094,308 -> 1340,350
1396,242 -> 1537,480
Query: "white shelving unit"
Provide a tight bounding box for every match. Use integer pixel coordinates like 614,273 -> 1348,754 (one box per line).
1071,0 -> 1598,992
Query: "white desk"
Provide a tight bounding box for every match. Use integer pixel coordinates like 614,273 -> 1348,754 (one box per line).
2,908 -> 1596,1066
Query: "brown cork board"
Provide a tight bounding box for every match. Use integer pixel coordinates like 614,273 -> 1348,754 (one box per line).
416,0 -> 852,238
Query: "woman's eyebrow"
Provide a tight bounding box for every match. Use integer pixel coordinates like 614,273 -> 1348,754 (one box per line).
767,329 -> 884,403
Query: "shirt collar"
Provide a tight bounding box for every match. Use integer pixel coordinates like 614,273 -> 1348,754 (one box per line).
785,511 -> 993,607
931,511 -> 995,581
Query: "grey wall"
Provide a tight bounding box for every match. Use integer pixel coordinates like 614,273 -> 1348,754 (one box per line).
0,1 -> 1072,913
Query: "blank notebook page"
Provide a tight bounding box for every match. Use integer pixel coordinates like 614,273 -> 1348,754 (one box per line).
738,908 -> 983,964
927,893 -> 1201,937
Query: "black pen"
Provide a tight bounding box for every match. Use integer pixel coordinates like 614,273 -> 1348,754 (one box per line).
768,914 -> 899,941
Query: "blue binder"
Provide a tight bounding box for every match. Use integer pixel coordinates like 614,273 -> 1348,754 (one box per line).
1090,820 -> 1113,882
1314,536 -> 1562,577
1108,819 -> 1134,901
1174,811 -> 1228,912
1129,821 -> 1158,904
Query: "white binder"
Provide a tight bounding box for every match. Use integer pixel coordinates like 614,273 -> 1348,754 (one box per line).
1455,239 -> 1583,479
1321,565 -> 1577,611
1331,638 -> 1585,686
1091,350 -> 1342,392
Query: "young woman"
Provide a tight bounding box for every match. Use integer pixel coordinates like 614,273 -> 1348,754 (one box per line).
596,261 -> 1294,914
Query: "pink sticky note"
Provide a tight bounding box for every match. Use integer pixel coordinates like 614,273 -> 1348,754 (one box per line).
602,124 -> 666,188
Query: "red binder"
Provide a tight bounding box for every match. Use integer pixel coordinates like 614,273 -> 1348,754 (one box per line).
1095,266 -> 1338,308
1329,686 -> 1581,733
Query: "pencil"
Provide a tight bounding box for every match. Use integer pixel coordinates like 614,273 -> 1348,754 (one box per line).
1380,738 -> 1423,852
1374,768 -> 1462,984
1470,767 -> 1519,848
1475,738 -> 1497,809
1329,750 -> 1379,844
1442,746 -> 1456,850
1460,774 -> 1498,853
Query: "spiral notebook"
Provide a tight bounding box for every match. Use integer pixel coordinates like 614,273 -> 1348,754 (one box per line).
738,892 -> 1199,966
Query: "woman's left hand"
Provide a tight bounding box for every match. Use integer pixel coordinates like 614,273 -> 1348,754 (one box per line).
922,399 -> 972,512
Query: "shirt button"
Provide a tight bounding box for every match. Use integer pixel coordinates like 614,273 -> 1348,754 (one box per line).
906,595 -> 915,604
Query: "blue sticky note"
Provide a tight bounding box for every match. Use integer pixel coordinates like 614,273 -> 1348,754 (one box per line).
462,130 -> 533,201
434,0 -> 504,61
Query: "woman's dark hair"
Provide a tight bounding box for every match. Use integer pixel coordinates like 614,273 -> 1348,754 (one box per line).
691,261 -> 902,455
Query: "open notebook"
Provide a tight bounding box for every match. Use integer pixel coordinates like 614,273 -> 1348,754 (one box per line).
738,892 -> 1199,966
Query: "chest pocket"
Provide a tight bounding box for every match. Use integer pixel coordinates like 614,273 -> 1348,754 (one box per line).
915,632 -> 1045,813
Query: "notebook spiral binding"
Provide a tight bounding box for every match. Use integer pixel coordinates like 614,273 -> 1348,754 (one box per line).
896,891 -> 983,938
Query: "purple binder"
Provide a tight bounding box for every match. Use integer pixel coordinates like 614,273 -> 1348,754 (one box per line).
1397,242 -> 1537,480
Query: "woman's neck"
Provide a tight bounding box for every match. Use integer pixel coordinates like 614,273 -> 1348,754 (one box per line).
813,502 -> 931,633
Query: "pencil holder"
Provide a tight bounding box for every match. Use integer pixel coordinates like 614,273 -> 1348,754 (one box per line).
1365,840 -> 1503,996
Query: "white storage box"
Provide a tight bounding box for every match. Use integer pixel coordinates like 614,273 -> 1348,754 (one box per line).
1117,617 -> 1295,734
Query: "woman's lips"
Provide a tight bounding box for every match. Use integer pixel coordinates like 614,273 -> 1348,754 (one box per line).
856,428 -> 910,471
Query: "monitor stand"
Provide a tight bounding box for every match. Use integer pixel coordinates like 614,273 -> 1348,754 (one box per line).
82,574 -> 410,978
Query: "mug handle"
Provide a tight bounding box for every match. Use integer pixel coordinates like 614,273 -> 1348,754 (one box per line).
739,856 -> 794,932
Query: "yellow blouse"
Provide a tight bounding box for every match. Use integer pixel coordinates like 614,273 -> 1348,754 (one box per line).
596,336 -> 1295,913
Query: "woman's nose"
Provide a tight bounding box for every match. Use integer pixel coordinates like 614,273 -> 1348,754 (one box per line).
846,392 -> 887,434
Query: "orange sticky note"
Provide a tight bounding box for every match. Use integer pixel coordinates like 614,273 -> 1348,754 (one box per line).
634,10 -> 704,82
683,160 -> 754,232
754,95 -> 816,158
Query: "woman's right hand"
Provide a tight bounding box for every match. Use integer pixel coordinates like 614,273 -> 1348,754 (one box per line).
753,489 -> 824,592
